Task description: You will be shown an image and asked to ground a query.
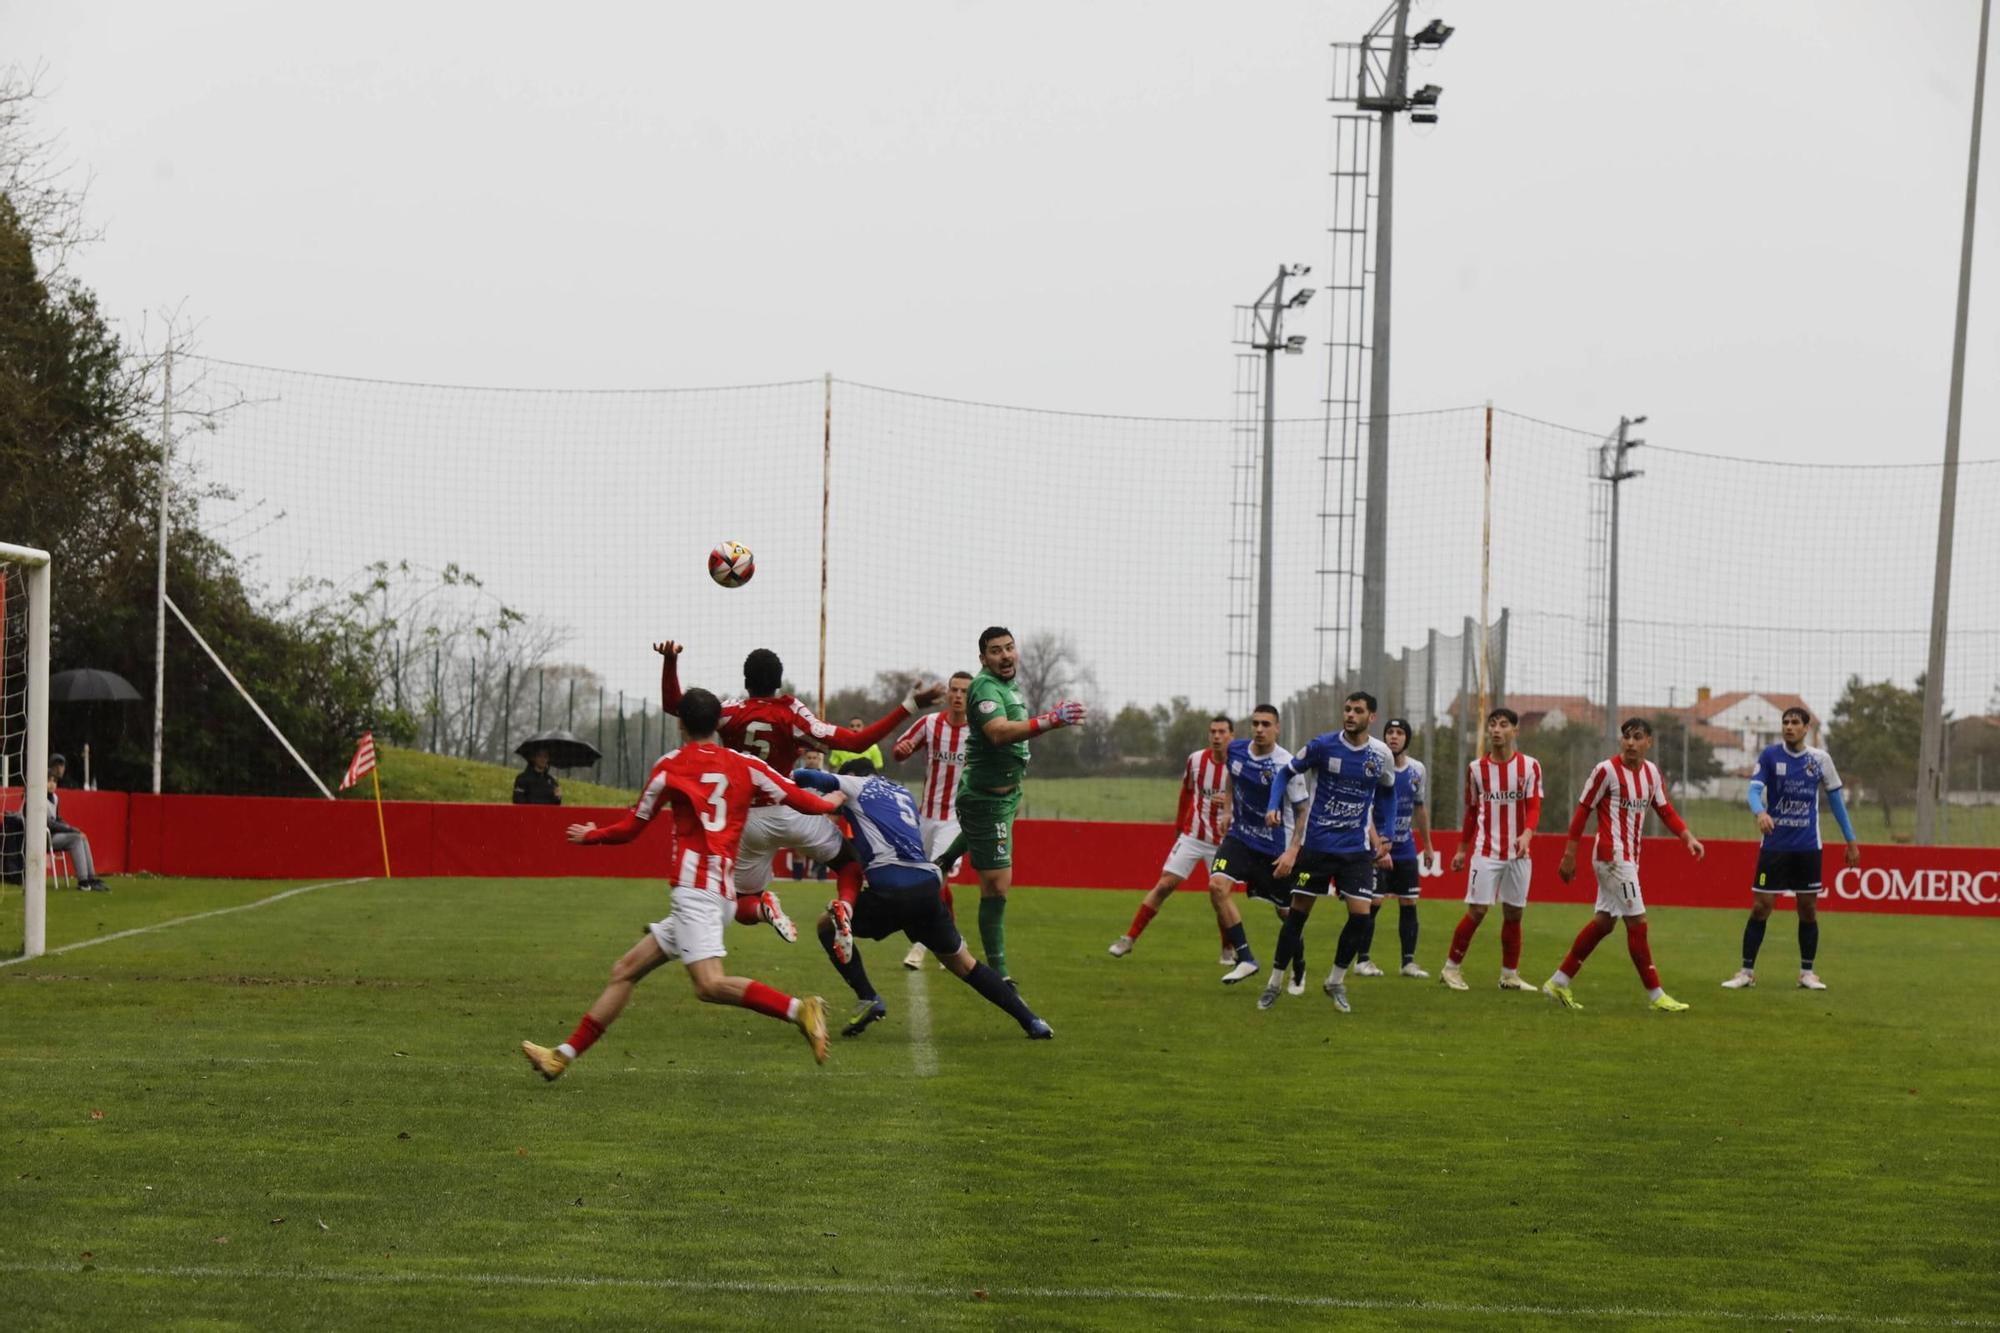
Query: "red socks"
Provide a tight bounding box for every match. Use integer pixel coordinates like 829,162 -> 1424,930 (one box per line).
565,1012 -> 606,1057
1626,920 -> 1660,990
739,980 -> 795,1021
733,895 -> 763,926
834,862 -> 863,911
1128,903 -> 1159,940
1447,914 -> 1479,965
1560,918 -> 1616,978
1500,919 -> 1523,970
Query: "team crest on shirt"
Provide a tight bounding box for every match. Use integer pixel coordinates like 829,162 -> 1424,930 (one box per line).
1803,758 -> 1821,780
978,700 -> 998,716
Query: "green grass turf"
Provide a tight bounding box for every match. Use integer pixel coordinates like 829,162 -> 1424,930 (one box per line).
351,746 -> 641,807
3,877 -> 1994,1330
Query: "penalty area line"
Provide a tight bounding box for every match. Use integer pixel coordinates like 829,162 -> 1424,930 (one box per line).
0,877 -> 373,970
0,1262 -> 1988,1328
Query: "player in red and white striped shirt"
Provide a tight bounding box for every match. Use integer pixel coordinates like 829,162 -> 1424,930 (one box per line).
1107,716 -> 1237,959
1543,717 -> 1703,1012
520,687 -> 847,1082
892,670 -> 974,969
1441,708 -> 1545,992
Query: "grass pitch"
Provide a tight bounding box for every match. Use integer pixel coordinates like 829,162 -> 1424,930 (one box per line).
2,876 -> 1995,1330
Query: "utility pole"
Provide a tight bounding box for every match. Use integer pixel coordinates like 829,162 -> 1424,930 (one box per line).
1917,0 -> 1990,845
1600,416 -> 1646,753
1343,2 -> 1451,686
1240,266 -> 1314,706
152,347 -> 172,795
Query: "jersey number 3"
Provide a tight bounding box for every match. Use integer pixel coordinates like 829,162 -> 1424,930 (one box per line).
699,775 -> 730,832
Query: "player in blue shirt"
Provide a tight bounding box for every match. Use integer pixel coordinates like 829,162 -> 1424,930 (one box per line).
1724,706 -> 1859,991
796,760 -> 1052,1038
1256,691 -> 1396,1013
1208,704 -> 1312,986
1353,717 -> 1435,980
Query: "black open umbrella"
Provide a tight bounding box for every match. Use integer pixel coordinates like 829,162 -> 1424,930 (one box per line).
515,729 -> 601,769
49,668 -> 143,703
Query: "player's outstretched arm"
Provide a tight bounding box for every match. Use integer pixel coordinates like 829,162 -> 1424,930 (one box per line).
980,700 -> 1088,746
656,640 -> 685,714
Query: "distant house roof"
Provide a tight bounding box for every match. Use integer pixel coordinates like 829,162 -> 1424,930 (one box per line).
1689,690 -> 1812,723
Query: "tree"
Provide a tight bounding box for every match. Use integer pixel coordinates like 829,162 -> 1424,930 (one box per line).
1827,676 -> 1927,832
1107,703 -> 1159,764
1,79 -> 389,794
1647,711 -> 1725,796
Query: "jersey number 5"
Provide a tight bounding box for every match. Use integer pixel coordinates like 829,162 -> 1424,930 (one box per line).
699,774 -> 729,832
740,721 -> 773,761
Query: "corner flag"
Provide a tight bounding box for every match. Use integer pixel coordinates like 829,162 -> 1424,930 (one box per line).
340,732 -> 378,792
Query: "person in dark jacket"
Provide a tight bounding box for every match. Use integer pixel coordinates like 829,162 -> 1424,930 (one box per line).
47,755 -> 109,891
514,747 -> 562,806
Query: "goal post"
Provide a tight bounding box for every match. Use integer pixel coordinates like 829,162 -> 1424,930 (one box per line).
1,542 -> 51,960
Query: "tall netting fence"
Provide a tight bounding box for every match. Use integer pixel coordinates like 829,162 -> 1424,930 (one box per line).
178,358 -> 1996,801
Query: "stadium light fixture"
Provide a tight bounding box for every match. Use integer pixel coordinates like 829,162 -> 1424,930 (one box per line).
1285,334 -> 1309,354
1288,288 -> 1315,308
1410,84 -> 1443,107
1411,112 -> 1439,125
1413,18 -> 1454,48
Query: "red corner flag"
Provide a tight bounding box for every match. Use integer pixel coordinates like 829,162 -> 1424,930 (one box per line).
340,732 -> 378,792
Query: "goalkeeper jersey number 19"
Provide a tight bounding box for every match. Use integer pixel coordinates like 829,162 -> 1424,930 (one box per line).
960,669 -> 1028,790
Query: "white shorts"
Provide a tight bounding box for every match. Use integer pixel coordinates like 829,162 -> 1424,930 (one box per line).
734,804 -> 845,895
921,815 -> 962,862
1161,833 -> 1220,881
1466,856 -> 1533,908
647,885 -> 729,966
1592,860 -> 1647,918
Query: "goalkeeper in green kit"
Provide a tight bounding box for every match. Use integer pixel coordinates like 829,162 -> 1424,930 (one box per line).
935,626 -> 1088,985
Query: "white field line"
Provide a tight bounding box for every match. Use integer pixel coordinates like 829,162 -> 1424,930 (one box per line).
904,959 -> 938,1077
0,878 -> 372,970
0,1261 -> 1990,1328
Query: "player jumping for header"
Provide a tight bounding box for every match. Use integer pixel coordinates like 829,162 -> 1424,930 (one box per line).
658,639 -> 941,959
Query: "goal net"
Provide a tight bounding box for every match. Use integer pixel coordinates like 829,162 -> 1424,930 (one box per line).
1,543 -> 51,960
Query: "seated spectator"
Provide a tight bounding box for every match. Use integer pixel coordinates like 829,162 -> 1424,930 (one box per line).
47,754 -> 109,892
513,747 -> 562,806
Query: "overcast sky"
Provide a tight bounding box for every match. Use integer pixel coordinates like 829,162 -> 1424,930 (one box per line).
11,0 -> 1994,462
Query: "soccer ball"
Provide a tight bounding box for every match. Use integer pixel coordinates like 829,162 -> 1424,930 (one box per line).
708,541 -> 755,588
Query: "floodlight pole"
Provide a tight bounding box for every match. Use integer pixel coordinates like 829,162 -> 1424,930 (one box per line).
1338,0 -> 1447,688
1917,0 -> 1990,846
1246,266 -> 1310,706
1600,416 -> 1645,754
1358,0 -> 1410,688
